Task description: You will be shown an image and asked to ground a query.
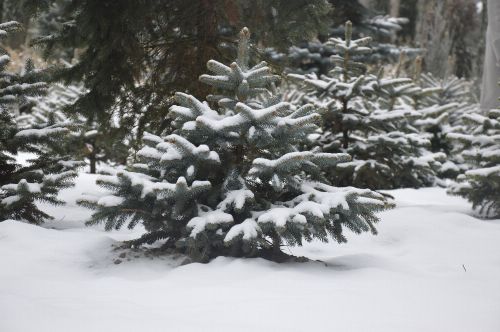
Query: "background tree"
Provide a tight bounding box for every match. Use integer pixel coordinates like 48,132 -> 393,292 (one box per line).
412,58 -> 475,154
414,0 -> 480,79
16,83 -> 126,174
363,0 -> 485,81
289,22 -> 445,190
267,0 -> 420,77
0,0 -> 50,48
0,21 -> 80,224
448,108 -> 500,218
19,0 -> 331,171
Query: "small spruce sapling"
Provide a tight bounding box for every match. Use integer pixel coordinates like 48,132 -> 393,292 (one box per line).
289,22 -> 444,189
0,22 -> 80,224
18,83 -> 131,174
447,106 -> 500,219
79,27 -> 391,262
412,56 -> 476,178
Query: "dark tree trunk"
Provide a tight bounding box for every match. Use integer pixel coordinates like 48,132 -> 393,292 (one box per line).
89,154 -> 96,174
271,232 -> 282,257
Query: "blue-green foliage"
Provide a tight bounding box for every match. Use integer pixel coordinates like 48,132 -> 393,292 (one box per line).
289,22 -> 453,190
0,21 -> 81,224
79,28 -> 391,262
448,108 -> 500,218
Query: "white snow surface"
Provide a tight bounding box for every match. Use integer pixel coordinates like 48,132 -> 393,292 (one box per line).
187,210 -> 234,237
224,218 -> 261,242
1,174 -> 500,332
97,195 -> 124,207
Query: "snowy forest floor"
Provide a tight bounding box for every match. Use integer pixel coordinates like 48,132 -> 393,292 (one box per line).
1,173 -> 500,332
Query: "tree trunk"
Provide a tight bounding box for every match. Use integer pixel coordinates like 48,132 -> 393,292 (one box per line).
271,232 -> 282,257
342,130 -> 349,149
358,0 -> 373,9
414,0 -> 428,47
89,154 -> 96,174
390,0 -> 400,17
415,0 -> 451,77
341,99 -> 349,149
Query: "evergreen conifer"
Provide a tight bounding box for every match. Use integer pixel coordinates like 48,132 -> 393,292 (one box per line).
29,0 -> 332,168
448,107 -> 500,218
79,28 -> 391,262
289,22 -> 444,190
266,1 -> 421,77
0,21 -> 79,224
412,57 -> 476,157
16,83 -> 123,174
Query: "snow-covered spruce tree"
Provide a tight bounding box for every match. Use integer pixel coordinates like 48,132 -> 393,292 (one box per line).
16,83 -> 121,174
79,28 -> 391,262
447,108 -> 500,218
288,21 -> 376,152
412,56 -> 476,160
289,22 -> 444,190
16,83 -> 83,128
0,22 -> 80,224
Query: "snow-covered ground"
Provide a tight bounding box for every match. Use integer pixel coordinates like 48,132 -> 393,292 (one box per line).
1,174 -> 499,332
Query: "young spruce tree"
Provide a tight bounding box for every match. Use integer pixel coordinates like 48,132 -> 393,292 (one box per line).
409,56 -> 480,180
447,107 -> 500,219
17,83 -> 126,174
412,57 -> 476,156
0,21 -> 80,224
79,28 -> 391,262
289,22 -> 444,190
